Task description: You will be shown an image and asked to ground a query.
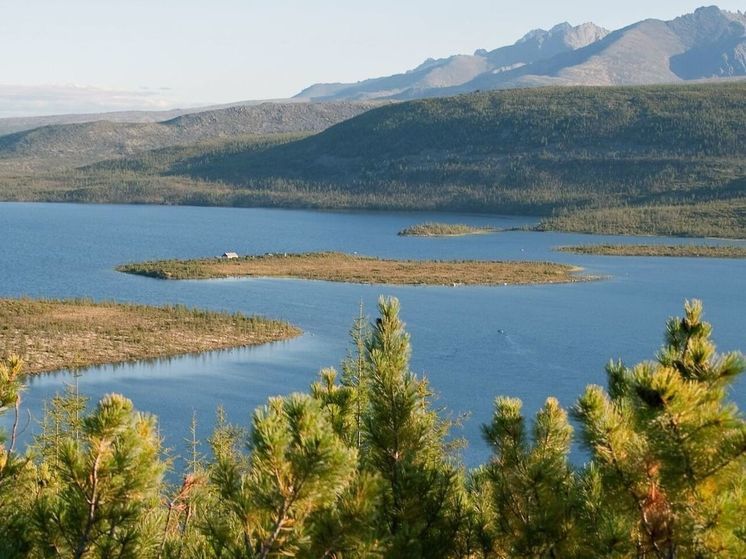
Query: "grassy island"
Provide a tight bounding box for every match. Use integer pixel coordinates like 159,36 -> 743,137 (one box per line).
398,222 -> 498,237
557,244 -> 746,258
0,298 -> 301,374
116,251 -> 587,286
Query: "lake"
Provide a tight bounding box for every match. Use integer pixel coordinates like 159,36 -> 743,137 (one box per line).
1,202 -> 745,467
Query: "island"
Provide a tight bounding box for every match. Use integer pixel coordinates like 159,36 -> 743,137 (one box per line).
556,245 -> 746,258
116,251 -> 588,286
398,222 -> 499,237
0,298 -> 301,374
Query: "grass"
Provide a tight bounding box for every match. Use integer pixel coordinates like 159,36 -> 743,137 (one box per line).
116,251 -> 589,286
0,298 -> 301,374
556,244 -> 746,258
398,222 -> 498,237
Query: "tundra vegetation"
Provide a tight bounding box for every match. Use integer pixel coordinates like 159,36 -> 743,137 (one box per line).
557,244 -> 746,258
116,251 -> 586,285
398,223 -> 499,237
0,298 -> 300,374
0,297 -> 744,558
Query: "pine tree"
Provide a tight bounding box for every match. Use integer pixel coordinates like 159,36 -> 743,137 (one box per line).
158,411 -> 208,559
31,393 -> 166,558
459,467 -> 500,559
479,396 -> 579,558
341,302 -> 371,449
0,354 -> 25,474
361,296 -> 463,558
32,383 -> 89,468
204,393 -> 358,558
0,355 -> 36,558
311,367 -> 356,442
573,300 -> 746,558
301,471 -> 383,558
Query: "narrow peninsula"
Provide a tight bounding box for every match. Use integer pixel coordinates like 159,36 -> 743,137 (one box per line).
398,222 -> 498,237
557,245 -> 746,258
0,298 -> 301,374
116,251 -> 588,286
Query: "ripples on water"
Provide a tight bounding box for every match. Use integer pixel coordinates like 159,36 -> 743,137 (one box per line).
1,202 -> 745,466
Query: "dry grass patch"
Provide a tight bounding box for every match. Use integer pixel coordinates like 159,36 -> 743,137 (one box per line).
0,298 -> 301,374
117,251 -> 589,286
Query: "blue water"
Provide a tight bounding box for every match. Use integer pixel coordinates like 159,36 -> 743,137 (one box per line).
1,202 -> 745,467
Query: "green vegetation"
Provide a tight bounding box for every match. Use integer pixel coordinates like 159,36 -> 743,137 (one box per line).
0,134 -> 309,207
558,244 -> 746,258
1,83 -> 745,237
0,298 -> 300,374
1,298 -> 744,557
116,251 -> 588,286
398,222 -> 498,236
539,199 -> 746,238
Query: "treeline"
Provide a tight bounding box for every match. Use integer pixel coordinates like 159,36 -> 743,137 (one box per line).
1,298 -> 744,558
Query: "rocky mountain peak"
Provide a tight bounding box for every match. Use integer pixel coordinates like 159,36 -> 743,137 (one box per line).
669,5 -> 745,47
516,21 -> 608,48
292,6 -> 744,101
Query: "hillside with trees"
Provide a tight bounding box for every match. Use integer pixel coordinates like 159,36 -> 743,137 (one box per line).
1,83 -> 745,237
171,83 -> 746,236
1,298 -> 744,557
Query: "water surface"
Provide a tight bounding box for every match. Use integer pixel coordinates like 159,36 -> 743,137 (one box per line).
1,203 -> 744,466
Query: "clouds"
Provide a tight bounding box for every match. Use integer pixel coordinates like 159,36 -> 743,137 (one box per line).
0,84 -> 180,118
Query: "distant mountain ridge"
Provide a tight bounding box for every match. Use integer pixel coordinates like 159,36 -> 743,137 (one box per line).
0,99 -> 306,137
296,6 -> 746,101
295,22 -> 609,101
0,102 -> 385,170
2,6 -> 742,134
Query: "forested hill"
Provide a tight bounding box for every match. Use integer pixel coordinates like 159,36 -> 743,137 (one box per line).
5,83 -> 746,237
174,83 -> 746,216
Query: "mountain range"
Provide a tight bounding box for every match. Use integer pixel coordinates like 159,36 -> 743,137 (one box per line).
0,6 -> 743,139
295,6 -> 746,101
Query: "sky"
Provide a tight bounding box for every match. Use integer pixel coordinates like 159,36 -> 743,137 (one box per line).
1,1 -> 744,117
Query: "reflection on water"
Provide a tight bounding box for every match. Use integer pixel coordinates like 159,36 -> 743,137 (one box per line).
1,202 -> 745,466
28,338 -> 301,382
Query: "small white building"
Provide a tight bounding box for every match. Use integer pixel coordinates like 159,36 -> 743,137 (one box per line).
222,252 -> 239,259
